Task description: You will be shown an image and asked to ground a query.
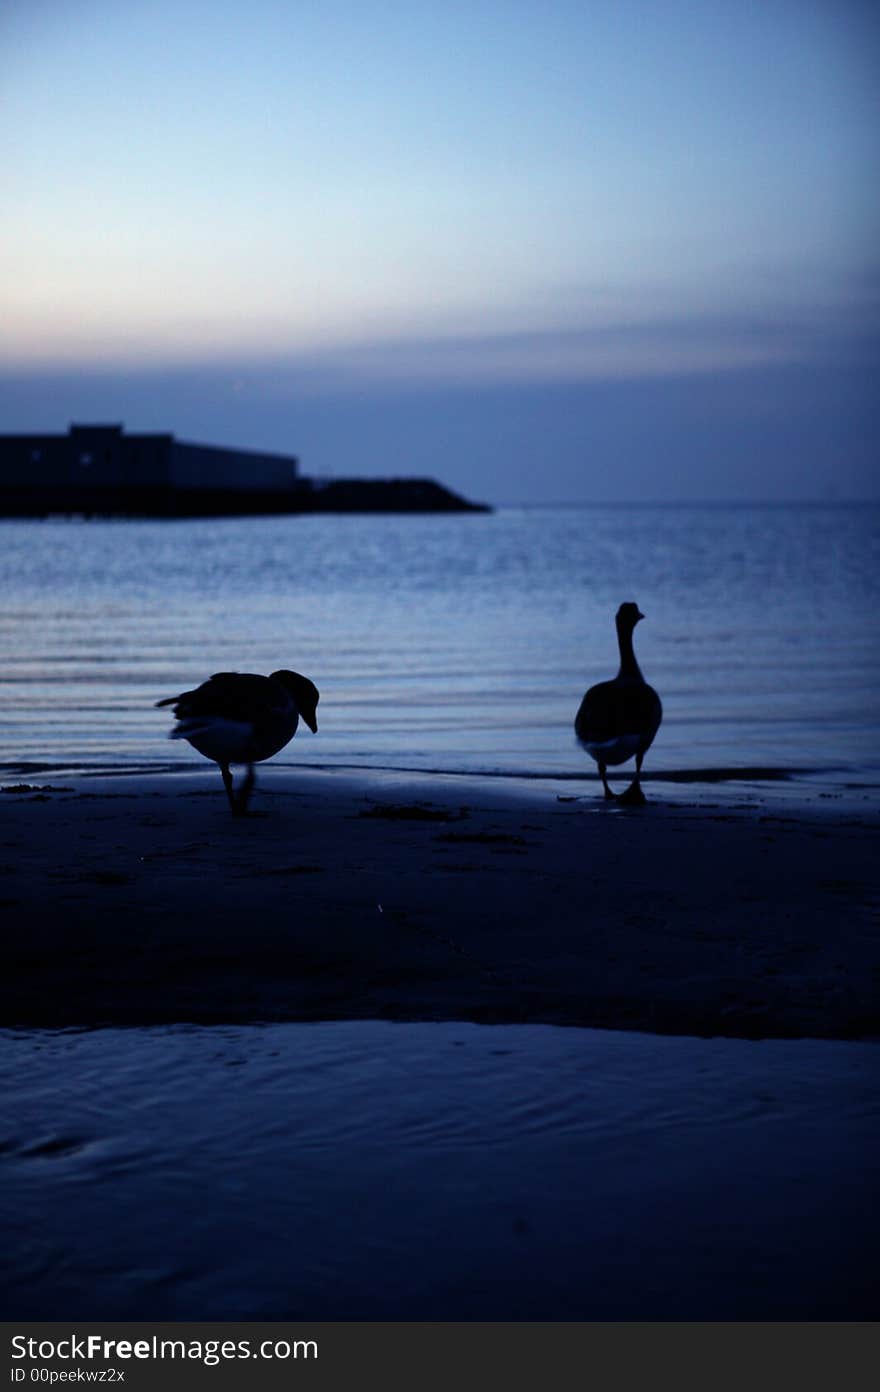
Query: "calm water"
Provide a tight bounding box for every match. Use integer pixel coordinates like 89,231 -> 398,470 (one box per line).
1,504 -> 878,797
2,1021 -> 877,1319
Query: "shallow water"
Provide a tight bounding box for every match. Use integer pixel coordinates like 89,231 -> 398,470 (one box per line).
1,1021 -> 877,1319
1,504 -> 878,802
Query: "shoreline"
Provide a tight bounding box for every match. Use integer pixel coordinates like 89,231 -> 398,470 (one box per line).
3,756 -> 875,808
2,768 -> 877,1040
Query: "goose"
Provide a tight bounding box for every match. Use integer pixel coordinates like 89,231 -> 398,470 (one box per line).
156,669 -> 319,816
574,602 -> 662,805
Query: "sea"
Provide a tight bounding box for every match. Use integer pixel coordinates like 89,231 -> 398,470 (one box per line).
1,502 -> 878,801
2,502 -> 878,1320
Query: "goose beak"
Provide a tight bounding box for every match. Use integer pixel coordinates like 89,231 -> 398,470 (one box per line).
304,710 -> 318,733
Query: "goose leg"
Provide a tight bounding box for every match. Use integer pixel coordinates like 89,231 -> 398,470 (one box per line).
235,764 -> 256,817
618,752 -> 647,806
598,762 -> 617,799
219,762 -> 238,814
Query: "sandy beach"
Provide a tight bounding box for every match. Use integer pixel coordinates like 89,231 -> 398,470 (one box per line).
2,769 -> 877,1040
3,769 -> 878,1320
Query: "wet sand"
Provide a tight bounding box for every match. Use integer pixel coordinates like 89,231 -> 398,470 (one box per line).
2,769 -> 877,1039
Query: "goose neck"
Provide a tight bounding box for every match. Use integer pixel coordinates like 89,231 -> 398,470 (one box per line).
616,622 -> 643,680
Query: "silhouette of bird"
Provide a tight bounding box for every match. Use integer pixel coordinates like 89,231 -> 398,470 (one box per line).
575,603 -> 662,804
156,669 -> 319,815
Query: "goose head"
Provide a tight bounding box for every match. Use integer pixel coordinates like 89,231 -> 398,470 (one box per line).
616,601 -> 644,632
271,670 -> 320,732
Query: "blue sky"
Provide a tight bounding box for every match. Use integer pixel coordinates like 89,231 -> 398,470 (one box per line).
2,0 -> 878,500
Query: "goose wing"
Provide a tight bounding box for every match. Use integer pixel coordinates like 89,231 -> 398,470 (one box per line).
576,679 -> 662,744
155,672 -> 292,721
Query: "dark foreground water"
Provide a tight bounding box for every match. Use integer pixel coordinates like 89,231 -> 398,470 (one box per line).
1,1021 -> 877,1320
1,504 -> 878,801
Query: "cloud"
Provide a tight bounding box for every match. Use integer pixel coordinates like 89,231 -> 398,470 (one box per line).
208,292 -> 880,400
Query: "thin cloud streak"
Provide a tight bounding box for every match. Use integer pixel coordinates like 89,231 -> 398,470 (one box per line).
4,293 -> 875,389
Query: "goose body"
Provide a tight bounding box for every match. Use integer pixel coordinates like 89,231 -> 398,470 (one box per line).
156,669 -> 319,815
575,603 -> 661,804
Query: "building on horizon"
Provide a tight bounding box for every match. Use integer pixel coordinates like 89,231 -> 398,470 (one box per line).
0,422 -> 299,492
0,422 -> 490,516
0,423 -> 305,516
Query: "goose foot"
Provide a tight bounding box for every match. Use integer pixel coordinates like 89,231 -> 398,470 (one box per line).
617,781 -> 646,806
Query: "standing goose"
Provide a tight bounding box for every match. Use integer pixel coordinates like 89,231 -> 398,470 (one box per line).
156,669 -> 319,816
575,603 -> 662,805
